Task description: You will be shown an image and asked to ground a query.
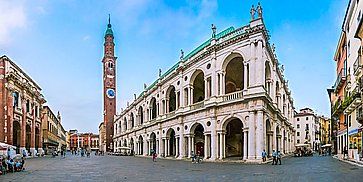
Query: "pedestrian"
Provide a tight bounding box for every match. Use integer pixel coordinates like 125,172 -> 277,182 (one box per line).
22,149 -> 27,158
277,151 -> 282,165
152,151 -> 157,162
191,151 -> 196,163
272,150 -> 277,165
262,149 -> 267,162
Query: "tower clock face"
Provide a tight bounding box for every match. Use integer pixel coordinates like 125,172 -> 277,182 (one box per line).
106,88 -> 115,98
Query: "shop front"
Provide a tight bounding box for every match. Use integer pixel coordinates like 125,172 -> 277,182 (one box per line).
348,128 -> 362,161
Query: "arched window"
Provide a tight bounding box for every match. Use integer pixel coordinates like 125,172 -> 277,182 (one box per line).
167,86 -> 176,112
191,70 -> 205,103
225,56 -> 244,94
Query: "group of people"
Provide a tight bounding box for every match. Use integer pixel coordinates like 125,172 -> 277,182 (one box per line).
70,148 -> 92,157
191,151 -> 202,164
0,150 -> 26,175
261,149 -> 282,165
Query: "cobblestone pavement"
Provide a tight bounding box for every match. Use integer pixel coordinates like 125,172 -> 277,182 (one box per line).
0,154 -> 361,182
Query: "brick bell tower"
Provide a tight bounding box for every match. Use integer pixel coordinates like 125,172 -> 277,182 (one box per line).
102,15 -> 116,152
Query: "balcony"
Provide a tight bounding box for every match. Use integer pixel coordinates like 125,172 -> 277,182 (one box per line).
334,68 -> 346,91
190,101 -> 204,110
222,90 -> 243,102
343,87 -> 361,114
354,55 -> 362,76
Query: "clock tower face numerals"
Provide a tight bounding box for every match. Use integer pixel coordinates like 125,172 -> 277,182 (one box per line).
106,88 -> 115,98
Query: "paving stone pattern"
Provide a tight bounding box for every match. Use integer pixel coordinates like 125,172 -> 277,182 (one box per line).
0,154 -> 361,182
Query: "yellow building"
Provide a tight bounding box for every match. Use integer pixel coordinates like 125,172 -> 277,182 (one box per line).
319,116 -> 331,146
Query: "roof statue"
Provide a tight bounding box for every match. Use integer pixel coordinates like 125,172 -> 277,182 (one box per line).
250,5 -> 256,21
211,24 -> 217,38
159,69 -> 162,77
134,94 -> 136,100
144,83 -> 147,90
180,49 -> 184,60
257,2 -> 263,19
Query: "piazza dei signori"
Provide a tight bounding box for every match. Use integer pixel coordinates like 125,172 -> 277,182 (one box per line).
113,4 -> 295,163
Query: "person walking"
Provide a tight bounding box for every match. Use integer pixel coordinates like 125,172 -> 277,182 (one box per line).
152,151 -> 157,162
277,151 -> 282,165
262,149 -> 267,162
272,150 -> 277,165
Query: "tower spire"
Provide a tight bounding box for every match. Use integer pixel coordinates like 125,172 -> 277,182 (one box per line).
108,14 -> 111,25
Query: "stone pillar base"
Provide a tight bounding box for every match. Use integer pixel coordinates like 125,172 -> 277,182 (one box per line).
38,148 -> 44,156
30,148 -> 36,157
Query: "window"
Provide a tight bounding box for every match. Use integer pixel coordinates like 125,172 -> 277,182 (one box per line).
297,139 -> 300,144
297,124 -> 300,129
26,100 -> 30,113
297,118 -> 300,121
306,124 -> 309,130
348,41 -> 351,57
306,117 -> 308,120
297,132 -> 300,136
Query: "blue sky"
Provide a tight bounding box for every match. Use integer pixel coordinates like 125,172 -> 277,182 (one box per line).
0,0 -> 347,133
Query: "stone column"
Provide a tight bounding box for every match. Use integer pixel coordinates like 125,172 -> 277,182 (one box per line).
148,141 -> 151,155
243,63 -> 248,90
6,90 -> 14,145
191,136 -> 195,153
204,78 -> 208,99
20,98 -> 26,153
190,86 -> 194,105
248,112 -> 256,160
255,110 -> 264,160
179,135 -> 185,158
210,119 -> 217,160
243,130 -> 248,160
175,137 -> 179,157
164,138 -> 168,157
38,124 -> 43,155
30,106 -> 36,157
143,138 -> 148,156
204,134 -> 208,159
188,136 -> 192,158
218,132 -> 225,159
220,72 -> 225,95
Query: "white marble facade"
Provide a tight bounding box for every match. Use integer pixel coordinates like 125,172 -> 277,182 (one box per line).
113,15 -> 295,162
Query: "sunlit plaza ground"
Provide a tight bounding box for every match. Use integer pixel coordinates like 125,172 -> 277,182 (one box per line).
0,153 -> 361,182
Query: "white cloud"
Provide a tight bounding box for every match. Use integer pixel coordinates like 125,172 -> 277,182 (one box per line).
0,0 -> 27,45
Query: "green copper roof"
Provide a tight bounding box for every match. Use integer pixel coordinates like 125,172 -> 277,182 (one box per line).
137,26 -> 242,100
105,27 -> 113,36
105,15 -> 113,36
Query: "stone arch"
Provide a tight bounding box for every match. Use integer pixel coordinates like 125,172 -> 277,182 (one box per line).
130,138 -> 134,153
123,117 -> 127,131
190,122 -> 205,156
26,124 -> 31,152
221,52 -> 245,71
138,106 -> 144,125
223,117 -> 245,158
276,125 -> 281,152
166,85 -> 176,113
130,112 -> 135,129
190,69 -> 205,104
138,135 -> 144,155
150,97 -> 157,120
150,132 -> 157,153
221,115 -> 246,131
13,120 -> 21,153
166,128 -> 176,156
265,119 -> 273,156
35,126 -> 40,149
223,53 -> 244,94
265,61 -> 272,95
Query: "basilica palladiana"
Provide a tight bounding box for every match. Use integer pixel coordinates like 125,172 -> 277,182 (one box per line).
113,5 -> 295,162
